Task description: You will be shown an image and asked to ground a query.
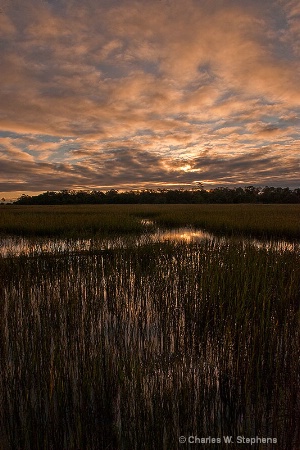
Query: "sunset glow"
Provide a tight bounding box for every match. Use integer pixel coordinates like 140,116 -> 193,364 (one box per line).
0,0 -> 299,200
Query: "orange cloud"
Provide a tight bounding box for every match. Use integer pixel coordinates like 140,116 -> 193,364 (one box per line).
0,0 -> 299,194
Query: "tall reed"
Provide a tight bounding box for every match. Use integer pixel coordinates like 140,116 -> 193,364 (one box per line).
0,239 -> 299,449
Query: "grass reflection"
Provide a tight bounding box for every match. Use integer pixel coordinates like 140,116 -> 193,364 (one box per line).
0,239 -> 299,449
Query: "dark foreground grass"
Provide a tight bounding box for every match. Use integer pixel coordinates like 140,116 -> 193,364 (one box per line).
0,239 -> 299,449
0,204 -> 300,238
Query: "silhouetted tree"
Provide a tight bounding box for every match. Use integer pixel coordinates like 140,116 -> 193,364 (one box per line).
14,186 -> 300,205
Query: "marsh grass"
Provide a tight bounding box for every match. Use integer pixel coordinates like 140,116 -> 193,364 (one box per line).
0,239 -> 299,449
0,205 -> 146,237
0,204 -> 300,238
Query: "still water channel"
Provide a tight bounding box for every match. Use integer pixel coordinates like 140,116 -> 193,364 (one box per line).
0,224 -> 299,257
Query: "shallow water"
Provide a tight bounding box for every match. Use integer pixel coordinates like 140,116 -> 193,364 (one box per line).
0,226 -> 299,257
0,226 -> 299,449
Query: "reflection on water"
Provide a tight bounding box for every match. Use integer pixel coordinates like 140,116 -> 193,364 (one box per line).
156,228 -> 213,242
1,227 -> 299,448
0,226 -> 299,257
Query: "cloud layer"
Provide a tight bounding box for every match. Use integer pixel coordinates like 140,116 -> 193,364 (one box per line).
0,0 -> 299,198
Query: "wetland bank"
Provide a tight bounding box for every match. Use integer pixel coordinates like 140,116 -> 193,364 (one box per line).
0,205 -> 299,449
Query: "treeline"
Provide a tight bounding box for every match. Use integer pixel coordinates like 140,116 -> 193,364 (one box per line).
13,186 -> 300,205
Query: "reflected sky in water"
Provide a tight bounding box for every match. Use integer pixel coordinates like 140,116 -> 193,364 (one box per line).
0,225 -> 299,257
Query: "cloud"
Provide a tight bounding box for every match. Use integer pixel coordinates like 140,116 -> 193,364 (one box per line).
0,0 -> 299,195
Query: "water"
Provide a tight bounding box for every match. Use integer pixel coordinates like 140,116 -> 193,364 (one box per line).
0,225 -> 299,449
0,225 -> 299,257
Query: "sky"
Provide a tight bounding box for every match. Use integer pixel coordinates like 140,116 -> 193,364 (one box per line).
0,0 -> 300,200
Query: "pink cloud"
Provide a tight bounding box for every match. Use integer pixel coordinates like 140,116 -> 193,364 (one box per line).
0,0 -> 299,193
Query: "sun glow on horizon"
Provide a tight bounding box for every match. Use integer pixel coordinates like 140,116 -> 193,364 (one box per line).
0,0 -> 299,196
